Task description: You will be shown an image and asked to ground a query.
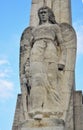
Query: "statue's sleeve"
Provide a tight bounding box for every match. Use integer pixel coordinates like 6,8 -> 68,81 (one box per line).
20,27 -> 33,87
56,25 -> 66,66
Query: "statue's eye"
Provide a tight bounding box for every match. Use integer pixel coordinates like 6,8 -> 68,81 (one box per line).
40,11 -> 43,14
43,11 -> 47,13
40,10 -> 47,14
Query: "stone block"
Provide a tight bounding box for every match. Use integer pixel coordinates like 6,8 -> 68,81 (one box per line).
18,118 -> 65,130
21,126 -> 64,130
32,0 -> 43,4
74,91 -> 83,130
74,91 -> 82,106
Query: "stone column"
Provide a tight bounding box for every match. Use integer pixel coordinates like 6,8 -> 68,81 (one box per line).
53,0 -> 72,24
74,91 -> 83,130
30,0 -> 72,26
30,0 -> 44,26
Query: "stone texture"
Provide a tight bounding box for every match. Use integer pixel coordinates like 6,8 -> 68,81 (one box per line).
30,1 -> 44,26
21,126 -> 64,130
12,94 -> 24,130
17,117 -> 65,130
30,0 -> 72,26
52,0 -> 72,24
12,91 -> 83,130
82,104 -> 83,129
12,0 -> 83,130
74,91 -> 83,130
19,22 -> 76,123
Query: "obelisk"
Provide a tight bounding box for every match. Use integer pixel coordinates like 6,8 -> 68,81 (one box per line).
12,1 -> 83,130
30,0 -> 72,26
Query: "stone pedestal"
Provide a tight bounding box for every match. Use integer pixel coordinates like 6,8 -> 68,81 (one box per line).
21,127 -> 64,130
74,91 -> 83,130
12,91 -> 83,130
18,118 -> 65,130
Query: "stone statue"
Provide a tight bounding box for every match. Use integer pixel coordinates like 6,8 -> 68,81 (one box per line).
20,6 -> 76,121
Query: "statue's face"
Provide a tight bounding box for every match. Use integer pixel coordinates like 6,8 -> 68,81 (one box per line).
39,8 -> 48,23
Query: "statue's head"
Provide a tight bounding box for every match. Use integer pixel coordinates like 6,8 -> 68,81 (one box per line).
38,6 -> 56,25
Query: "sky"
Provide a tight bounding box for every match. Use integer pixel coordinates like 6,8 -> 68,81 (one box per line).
0,0 -> 83,130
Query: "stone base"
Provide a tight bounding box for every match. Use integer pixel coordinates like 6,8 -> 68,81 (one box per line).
21,126 -> 64,130
18,118 -> 65,130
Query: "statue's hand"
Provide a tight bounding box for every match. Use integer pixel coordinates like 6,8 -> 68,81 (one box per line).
58,64 -> 65,71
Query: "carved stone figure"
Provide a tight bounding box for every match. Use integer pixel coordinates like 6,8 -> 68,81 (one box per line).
20,6 -> 76,121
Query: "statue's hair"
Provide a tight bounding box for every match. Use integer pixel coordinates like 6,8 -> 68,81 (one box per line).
38,6 -> 57,25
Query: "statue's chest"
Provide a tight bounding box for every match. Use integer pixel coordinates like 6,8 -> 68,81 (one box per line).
33,25 -> 57,40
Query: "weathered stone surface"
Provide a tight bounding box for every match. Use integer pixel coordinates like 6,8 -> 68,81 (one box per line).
32,0 -> 43,4
30,0 -> 72,26
74,91 -> 83,130
18,117 -> 65,130
12,94 -> 24,130
19,5 -> 77,130
21,126 -> 64,130
12,0 -> 83,130
12,91 -> 83,130
82,104 -> 83,129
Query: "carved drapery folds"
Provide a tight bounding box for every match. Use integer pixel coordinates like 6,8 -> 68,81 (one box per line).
20,6 -> 76,121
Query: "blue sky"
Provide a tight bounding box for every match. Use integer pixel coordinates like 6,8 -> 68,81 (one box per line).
0,0 -> 83,130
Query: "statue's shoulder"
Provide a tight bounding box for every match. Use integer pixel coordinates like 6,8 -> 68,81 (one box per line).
52,23 -> 61,32
20,26 -> 34,41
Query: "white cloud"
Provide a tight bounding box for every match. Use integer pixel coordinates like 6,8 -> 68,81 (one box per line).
0,72 -> 7,78
77,31 -> 83,55
0,68 -> 12,78
0,59 -> 12,77
73,21 -> 83,55
0,79 -> 14,99
0,57 -> 15,100
0,59 -> 9,65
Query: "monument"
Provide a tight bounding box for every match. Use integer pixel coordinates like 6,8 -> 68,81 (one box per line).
12,0 -> 83,130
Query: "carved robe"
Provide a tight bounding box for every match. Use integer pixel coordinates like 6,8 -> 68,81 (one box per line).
20,23 -> 76,120
27,23 -> 66,115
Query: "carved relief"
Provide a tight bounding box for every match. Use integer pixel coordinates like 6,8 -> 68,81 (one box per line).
20,6 -> 76,121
